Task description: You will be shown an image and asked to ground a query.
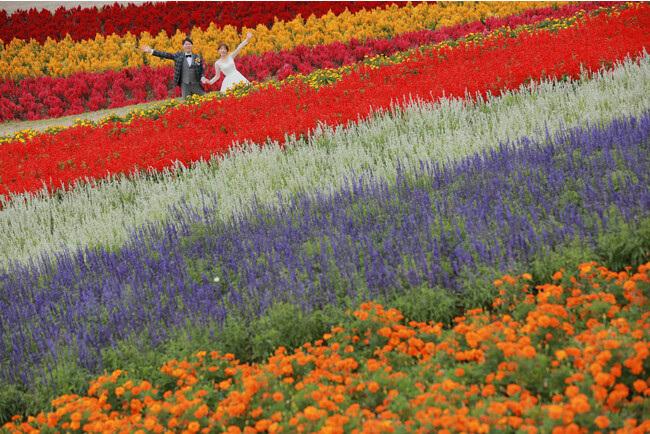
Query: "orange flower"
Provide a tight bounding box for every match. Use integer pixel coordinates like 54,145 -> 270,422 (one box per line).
255,419 -> 272,432
367,359 -> 381,372
594,372 -> 615,387
226,403 -> 246,418
633,379 -> 648,393
564,385 -> 579,398
355,310 -> 370,321
441,379 -> 457,392
488,401 -> 508,415
251,407 -> 263,418
569,394 -> 591,414
481,384 -> 495,397
538,316 -> 551,328
304,406 -> 324,422
519,346 -> 537,358
547,404 -> 563,419
368,382 -> 380,393
194,404 -> 209,419
594,415 -> 610,429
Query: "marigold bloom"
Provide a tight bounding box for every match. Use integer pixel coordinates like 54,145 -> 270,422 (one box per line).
368,382 -> 380,393
564,385 -> 579,397
442,379 -> 457,392
519,345 -> 537,358
251,407 -> 263,418
255,419 -> 272,432
633,379 -> 648,393
594,415 -> 610,429
304,406 -> 323,421
194,404 -> 209,419
569,394 -> 591,414
481,384 -> 496,397
547,404 -> 563,419
488,401 -> 508,415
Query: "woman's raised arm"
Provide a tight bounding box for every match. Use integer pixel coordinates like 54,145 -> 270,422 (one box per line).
231,31 -> 254,59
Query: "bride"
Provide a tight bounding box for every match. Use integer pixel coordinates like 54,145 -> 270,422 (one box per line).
203,31 -> 253,92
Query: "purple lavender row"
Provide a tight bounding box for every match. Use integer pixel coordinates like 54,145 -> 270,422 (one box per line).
1,111 -> 649,392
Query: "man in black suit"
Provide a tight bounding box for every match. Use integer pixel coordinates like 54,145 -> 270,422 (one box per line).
140,38 -> 206,100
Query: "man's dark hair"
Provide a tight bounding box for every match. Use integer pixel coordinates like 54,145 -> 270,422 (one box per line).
182,38 -> 193,45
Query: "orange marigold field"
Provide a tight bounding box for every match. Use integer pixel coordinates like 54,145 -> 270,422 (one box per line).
5,262 -> 650,433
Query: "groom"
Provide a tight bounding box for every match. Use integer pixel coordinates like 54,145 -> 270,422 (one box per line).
140,38 -> 206,100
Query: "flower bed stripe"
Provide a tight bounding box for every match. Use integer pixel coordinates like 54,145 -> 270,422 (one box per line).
1,111 -> 649,424
1,4 -> 647,198
0,1 -> 604,123
0,1 -> 407,45
4,261 -> 648,433
1,52 -> 648,271
0,1 -> 563,81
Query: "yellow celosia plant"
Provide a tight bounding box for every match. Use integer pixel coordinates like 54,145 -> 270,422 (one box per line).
0,1 -> 565,80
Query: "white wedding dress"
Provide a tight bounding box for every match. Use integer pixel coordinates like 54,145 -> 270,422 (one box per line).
217,55 -> 249,92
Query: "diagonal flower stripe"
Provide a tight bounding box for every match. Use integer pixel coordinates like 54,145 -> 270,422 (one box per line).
0,4 -> 648,199
2,51 -> 647,270
1,109 -> 648,428
0,1 -> 604,123
1,3 -> 649,427
0,1 -> 562,81
5,261 -> 648,433
0,1 -> 408,45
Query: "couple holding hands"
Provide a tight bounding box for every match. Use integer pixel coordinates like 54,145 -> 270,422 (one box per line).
140,31 -> 254,100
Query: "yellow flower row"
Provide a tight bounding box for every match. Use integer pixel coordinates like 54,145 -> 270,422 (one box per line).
0,1 -> 566,80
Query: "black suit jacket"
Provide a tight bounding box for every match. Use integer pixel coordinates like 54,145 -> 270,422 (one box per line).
152,50 -> 205,88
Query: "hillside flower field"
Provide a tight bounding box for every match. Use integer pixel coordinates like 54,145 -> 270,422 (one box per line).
1,1 -> 576,121
1,1 -> 650,432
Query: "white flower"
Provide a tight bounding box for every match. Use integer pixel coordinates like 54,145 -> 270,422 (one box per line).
214,277 -> 220,282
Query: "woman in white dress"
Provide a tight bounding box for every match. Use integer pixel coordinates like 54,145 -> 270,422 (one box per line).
203,31 -> 253,92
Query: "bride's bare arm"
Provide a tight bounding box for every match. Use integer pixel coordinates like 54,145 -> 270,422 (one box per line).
208,62 -> 221,85
231,30 -> 253,59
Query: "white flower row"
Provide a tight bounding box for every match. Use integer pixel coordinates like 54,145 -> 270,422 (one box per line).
1,53 -> 649,268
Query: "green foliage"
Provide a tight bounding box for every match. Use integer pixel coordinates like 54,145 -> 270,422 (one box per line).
388,284 -> 457,326
0,356 -> 90,425
597,217 -> 650,272
528,238 -> 597,288
0,385 -> 23,427
248,303 -> 344,361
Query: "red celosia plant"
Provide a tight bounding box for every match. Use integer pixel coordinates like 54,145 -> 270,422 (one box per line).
0,2 -> 408,44
5,261 -> 649,433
